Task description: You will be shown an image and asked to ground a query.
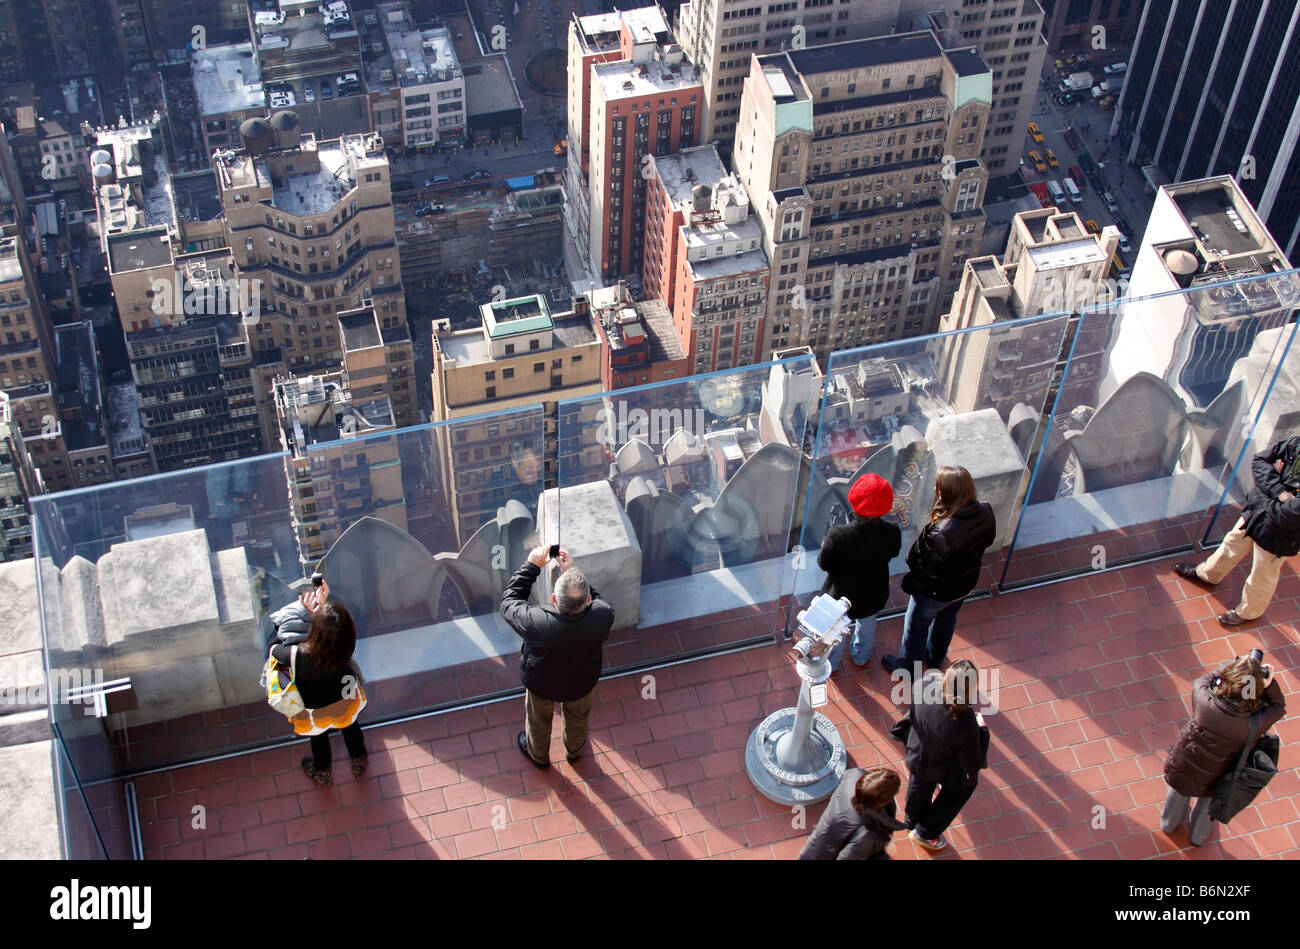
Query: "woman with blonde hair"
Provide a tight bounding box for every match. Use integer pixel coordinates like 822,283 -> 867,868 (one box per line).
883,466 -> 995,675
900,659 -> 991,852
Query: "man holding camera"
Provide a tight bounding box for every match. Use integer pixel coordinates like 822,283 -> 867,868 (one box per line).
500,546 -> 615,768
1174,435 -> 1300,626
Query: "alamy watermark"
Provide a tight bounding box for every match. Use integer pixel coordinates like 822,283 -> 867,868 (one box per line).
1,667 -> 106,715
150,276 -> 263,320
888,664 -> 1000,714
595,401 -> 707,446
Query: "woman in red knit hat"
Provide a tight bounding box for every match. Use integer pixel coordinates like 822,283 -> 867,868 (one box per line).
818,473 -> 901,671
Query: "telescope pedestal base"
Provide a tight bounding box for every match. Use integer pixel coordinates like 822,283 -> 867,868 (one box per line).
744,707 -> 846,806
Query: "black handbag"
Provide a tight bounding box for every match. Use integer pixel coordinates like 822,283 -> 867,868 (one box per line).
1208,710 -> 1281,824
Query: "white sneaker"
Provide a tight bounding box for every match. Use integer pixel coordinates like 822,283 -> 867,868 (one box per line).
909,828 -> 948,851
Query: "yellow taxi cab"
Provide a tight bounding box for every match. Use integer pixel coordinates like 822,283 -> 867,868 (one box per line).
1028,150 -> 1047,173
1027,121 -> 1044,143
1045,148 -> 1060,167
1085,219 -> 1101,235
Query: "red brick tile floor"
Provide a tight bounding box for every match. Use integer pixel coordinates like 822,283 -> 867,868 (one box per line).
136,555 -> 1300,859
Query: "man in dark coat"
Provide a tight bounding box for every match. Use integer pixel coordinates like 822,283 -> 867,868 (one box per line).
500,546 -> 615,767
818,474 -> 901,671
1174,436 -> 1300,626
1161,656 -> 1285,845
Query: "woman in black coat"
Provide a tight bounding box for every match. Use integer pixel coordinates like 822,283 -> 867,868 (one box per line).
902,660 -> 990,852
798,767 -> 908,860
883,466 -> 995,675
819,474 -> 901,671
270,591 -> 369,788
1160,654 -> 1285,845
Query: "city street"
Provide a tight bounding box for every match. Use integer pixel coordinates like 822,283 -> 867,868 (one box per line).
1023,81 -> 1153,265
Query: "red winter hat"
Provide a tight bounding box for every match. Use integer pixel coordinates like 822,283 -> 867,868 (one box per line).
848,474 -> 894,517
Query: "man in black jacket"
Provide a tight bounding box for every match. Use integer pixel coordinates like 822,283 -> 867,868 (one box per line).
1175,436 -> 1300,626
501,546 -> 615,767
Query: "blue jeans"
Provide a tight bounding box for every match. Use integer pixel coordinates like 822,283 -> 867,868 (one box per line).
826,615 -> 878,672
898,594 -> 964,668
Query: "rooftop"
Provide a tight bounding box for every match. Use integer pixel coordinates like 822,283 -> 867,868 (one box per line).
106,382 -> 148,458
192,44 -> 264,117
1024,237 -> 1107,270
787,31 -> 942,76
651,147 -> 729,207
574,8 -> 670,51
106,229 -> 173,274
594,58 -> 698,101
53,322 -> 106,453
462,56 -> 523,118
484,294 -> 552,339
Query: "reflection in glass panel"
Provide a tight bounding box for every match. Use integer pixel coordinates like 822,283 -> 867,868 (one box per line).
1004,267 -> 1300,586
797,313 -> 1070,618
555,356 -> 819,644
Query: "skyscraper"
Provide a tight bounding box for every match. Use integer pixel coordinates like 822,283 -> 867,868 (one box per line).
564,8 -> 703,286
732,32 -> 991,367
1115,0 -> 1300,261
675,0 -> 901,153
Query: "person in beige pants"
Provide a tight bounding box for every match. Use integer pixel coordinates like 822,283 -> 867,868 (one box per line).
1175,436 -> 1300,626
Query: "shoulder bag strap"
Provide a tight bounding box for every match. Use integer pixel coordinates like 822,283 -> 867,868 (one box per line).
1226,710 -> 1262,787
289,645 -> 298,681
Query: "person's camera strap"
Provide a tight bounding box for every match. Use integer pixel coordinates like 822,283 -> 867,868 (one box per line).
1226,710 -> 1262,787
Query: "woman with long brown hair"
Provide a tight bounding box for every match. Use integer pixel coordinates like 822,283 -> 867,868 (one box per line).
1161,653 -> 1285,845
883,466 -> 995,675
900,660 -> 991,852
270,594 -> 369,787
798,767 -> 908,859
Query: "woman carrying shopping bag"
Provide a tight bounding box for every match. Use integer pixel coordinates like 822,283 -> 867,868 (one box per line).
1161,653 -> 1285,845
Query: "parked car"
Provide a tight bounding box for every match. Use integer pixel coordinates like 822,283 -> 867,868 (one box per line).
1104,192 -> 1120,213
463,169 -> 491,181
1104,61 -> 1128,75
1068,165 -> 1086,188
428,174 -> 451,186
413,201 -> 433,216
320,80 -> 333,99
1045,148 -> 1060,168
1063,128 -> 1079,149
1118,233 -> 1133,254
1028,150 -> 1047,173
1027,121 -> 1044,143
304,85 -> 315,103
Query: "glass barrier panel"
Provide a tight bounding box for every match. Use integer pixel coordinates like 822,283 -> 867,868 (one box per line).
52,731 -> 109,860
790,312 -> 1072,643
1002,269 -> 1300,587
28,405 -> 548,773
556,355 -> 821,666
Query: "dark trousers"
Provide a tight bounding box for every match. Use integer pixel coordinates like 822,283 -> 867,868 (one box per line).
905,773 -> 975,840
898,594 -> 964,668
309,722 -> 366,770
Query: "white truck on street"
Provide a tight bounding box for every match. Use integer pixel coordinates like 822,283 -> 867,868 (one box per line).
1061,71 -> 1094,92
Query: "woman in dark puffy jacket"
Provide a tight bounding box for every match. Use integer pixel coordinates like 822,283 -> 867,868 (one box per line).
883,466 -> 995,675
819,474 -> 901,671
902,660 -> 990,852
1161,654 -> 1285,845
798,767 -> 908,860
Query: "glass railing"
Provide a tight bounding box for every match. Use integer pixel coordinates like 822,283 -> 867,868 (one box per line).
555,354 -> 821,661
24,265 -> 1300,857
1001,269 -> 1300,586
785,311 -> 1073,632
